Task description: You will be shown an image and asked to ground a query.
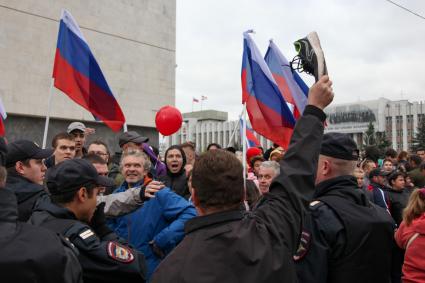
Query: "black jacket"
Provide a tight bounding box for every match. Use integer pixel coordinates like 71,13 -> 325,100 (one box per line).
29,200 -> 146,283
158,172 -> 190,199
0,188 -> 82,283
295,175 -> 395,283
385,188 -> 410,226
151,105 -> 325,283
6,172 -> 50,221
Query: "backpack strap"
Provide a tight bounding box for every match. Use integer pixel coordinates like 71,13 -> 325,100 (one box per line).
406,232 -> 420,250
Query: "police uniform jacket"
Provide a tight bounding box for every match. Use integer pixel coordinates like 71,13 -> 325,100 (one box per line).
29,199 -> 146,283
0,188 -> 82,283
6,171 -> 50,221
295,175 -> 395,283
151,105 -> 326,283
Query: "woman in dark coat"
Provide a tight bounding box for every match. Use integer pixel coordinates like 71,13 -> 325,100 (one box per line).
159,145 -> 190,199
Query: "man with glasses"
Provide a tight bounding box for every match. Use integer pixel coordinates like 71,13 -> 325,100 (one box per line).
88,140 -> 110,163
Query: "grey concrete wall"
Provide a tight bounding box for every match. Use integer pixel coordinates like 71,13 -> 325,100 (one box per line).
4,114 -> 158,153
0,0 -> 175,128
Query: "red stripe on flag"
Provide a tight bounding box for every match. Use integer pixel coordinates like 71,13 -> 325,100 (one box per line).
241,69 -> 250,103
53,49 -> 125,132
246,96 -> 293,148
0,119 -> 5,136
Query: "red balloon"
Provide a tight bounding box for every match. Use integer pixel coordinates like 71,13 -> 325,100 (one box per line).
155,106 -> 183,136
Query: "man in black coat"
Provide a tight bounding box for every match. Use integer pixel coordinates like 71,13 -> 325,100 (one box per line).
151,75 -> 334,283
295,133 -> 395,283
0,137 -> 83,282
5,140 -> 53,221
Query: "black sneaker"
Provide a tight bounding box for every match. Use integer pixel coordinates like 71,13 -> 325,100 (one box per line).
293,31 -> 327,82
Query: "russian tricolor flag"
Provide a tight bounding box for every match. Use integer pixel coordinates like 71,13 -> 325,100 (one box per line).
0,97 -> 6,136
52,10 -> 125,132
264,40 -> 308,120
241,31 -> 295,149
239,118 -> 260,148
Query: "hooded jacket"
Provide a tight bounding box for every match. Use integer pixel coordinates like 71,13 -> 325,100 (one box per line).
395,214 -> 425,283
159,145 -> 190,199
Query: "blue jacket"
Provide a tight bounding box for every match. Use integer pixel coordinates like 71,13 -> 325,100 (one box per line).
108,182 -> 196,280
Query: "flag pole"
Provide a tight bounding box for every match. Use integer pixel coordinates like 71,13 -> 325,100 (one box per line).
42,78 -> 55,149
242,103 -> 247,188
191,99 -> 194,112
227,108 -> 244,148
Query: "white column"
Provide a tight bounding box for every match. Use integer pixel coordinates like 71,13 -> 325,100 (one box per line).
219,123 -> 223,146
402,105 -> 408,151
200,122 -> 205,152
413,104 -> 419,136
392,106 -> 397,148
196,123 -> 201,152
223,121 -> 229,146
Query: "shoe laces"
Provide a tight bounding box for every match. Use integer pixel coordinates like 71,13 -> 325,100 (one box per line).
290,55 -> 313,76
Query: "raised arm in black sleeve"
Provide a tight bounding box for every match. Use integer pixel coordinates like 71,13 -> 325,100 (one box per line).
254,105 -> 326,253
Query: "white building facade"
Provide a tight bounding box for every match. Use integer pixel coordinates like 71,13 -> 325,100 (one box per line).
0,0 -> 175,150
325,98 -> 425,151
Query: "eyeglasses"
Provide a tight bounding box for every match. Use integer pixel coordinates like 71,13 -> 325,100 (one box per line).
257,175 -> 273,180
89,151 -> 108,156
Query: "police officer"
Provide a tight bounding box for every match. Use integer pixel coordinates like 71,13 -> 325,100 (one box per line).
294,133 -> 395,283
29,159 -> 146,283
0,138 -> 83,282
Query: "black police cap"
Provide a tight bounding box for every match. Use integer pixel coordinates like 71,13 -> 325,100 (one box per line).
320,133 -> 359,161
47,159 -> 114,195
6,140 -> 53,168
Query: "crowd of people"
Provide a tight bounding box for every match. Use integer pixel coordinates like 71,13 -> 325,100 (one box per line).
1,75 -> 425,282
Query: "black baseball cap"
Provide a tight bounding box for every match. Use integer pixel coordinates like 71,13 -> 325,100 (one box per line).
320,133 -> 359,161
119,131 -> 149,147
0,137 -> 7,167
47,159 -> 114,195
6,140 -> 53,168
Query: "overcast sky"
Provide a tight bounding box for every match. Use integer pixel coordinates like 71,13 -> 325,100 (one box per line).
175,0 -> 425,120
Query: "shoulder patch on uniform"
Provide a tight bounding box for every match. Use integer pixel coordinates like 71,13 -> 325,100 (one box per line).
79,229 -> 95,240
293,230 -> 311,261
107,242 -> 135,263
310,200 -> 321,207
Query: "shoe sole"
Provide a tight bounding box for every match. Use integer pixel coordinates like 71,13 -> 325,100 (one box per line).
306,32 -> 327,81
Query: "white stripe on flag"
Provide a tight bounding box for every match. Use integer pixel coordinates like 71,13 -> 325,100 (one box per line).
61,9 -> 87,43
0,97 -> 7,120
